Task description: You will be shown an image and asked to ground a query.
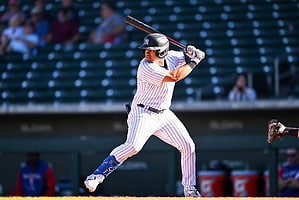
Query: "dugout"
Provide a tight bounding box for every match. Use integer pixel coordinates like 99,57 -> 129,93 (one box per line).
0,100 -> 299,196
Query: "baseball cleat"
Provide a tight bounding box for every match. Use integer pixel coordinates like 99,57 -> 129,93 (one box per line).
184,189 -> 202,197
84,174 -> 105,192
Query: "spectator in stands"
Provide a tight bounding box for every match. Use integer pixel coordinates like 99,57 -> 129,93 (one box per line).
29,6 -> 49,47
0,9 -> 3,20
46,8 -> 81,45
1,0 -> 26,27
5,20 -> 39,56
0,14 -> 23,56
12,152 -> 56,196
59,0 -> 79,22
0,11 -> 4,31
88,1 -> 127,45
278,148 -> 299,197
278,62 -> 299,98
33,0 -> 52,22
228,72 -> 257,101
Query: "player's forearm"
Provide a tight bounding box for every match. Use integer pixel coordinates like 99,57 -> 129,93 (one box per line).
164,64 -> 193,82
176,64 -> 194,80
278,178 -> 291,190
288,180 -> 299,188
280,127 -> 299,138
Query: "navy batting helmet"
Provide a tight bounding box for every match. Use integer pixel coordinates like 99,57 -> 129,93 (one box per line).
138,33 -> 169,58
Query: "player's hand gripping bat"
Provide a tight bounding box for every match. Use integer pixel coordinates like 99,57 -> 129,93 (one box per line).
268,119 -> 299,143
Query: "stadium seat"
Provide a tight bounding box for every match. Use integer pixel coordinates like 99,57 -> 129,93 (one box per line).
0,0 -> 298,104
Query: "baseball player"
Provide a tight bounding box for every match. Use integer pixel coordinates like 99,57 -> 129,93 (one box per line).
277,148 -> 299,197
268,119 -> 299,143
84,33 -> 205,197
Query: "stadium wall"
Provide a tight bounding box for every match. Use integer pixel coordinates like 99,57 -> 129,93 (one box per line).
0,100 -> 299,196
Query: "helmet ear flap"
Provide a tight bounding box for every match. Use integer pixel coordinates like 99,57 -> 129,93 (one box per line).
141,46 -> 168,58
157,46 -> 169,58
141,49 -> 165,58
156,50 -> 161,58
156,44 -> 169,58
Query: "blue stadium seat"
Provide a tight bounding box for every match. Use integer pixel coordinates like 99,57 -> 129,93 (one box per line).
0,0 -> 298,104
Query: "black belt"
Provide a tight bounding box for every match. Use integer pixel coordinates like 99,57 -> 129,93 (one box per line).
137,104 -> 165,114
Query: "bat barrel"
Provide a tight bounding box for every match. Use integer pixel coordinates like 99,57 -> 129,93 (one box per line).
125,15 -> 186,49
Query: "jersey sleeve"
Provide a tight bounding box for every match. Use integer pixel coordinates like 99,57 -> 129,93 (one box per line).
137,51 -> 186,85
138,59 -> 168,86
166,50 -> 187,70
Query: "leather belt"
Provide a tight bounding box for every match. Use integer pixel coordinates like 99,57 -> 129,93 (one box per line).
137,104 -> 165,114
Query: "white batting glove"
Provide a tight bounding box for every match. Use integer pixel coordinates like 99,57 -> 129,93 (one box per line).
193,48 -> 205,60
185,45 -> 205,65
185,45 -> 197,59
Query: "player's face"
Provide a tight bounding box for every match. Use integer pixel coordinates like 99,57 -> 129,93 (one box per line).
236,75 -> 246,87
286,148 -> 298,165
144,49 -> 157,62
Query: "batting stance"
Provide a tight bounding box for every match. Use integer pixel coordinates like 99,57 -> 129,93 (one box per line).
84,33 -> 205,197
268,119 -> 299,143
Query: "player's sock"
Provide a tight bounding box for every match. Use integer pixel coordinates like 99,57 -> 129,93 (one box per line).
93,155 -> 120,177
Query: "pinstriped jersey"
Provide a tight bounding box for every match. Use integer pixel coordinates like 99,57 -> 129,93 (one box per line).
131,50 -> 186,110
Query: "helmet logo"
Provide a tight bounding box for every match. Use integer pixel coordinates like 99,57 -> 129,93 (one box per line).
144,39 -> 149,45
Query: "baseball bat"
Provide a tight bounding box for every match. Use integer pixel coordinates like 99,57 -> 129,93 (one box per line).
124,15 -> 186,49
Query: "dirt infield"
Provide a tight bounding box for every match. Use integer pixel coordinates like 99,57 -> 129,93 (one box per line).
0,197 -> 299,200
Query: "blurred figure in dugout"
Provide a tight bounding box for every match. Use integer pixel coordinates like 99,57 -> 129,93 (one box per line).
278,148 -> 299,197
88,1 -> 127,45
228,72 -> 257,101
11,152 -> 56,196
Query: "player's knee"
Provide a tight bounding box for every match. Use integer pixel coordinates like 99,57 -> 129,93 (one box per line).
125,143 -> 141,157
187,141 -> 196,153
190,141 -> 196,153
181,141 -> 196,154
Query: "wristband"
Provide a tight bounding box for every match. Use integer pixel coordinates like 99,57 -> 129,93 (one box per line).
284,127 -> 298,136
184,51 -> 192,63
188,61 -> 197,69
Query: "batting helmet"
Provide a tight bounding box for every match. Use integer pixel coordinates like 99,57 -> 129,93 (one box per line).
138,33 -> 169,58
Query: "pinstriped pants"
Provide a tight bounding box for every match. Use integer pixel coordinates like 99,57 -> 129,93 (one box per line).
110,106 -> 197,190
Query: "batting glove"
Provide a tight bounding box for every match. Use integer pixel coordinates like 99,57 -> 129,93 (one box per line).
267,119 -> 285,143
185,45 -> 197,58
185,45 -> 205,65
